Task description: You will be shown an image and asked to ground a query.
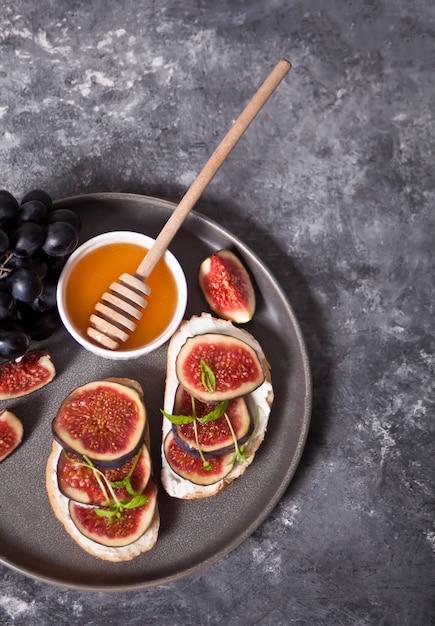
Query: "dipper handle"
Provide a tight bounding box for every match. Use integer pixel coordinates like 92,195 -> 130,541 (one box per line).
134,58 -> 292,280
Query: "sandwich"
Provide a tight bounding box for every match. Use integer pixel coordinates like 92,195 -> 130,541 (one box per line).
161,313 -> 274,499
46,377 -> 159,562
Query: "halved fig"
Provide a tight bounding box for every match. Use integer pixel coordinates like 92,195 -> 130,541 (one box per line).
164,431 -> 235,486
69,479 -> 158,547
198,249 -> 256,323
0,409 -> 23,462
0,351 -> 55,400
57,444 -> 151,505
52,380 -> 146,468
175,333 -> 265,402
172,385 -> 253,455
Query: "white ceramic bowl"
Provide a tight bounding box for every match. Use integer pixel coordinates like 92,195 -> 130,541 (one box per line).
57,231 -> 188,360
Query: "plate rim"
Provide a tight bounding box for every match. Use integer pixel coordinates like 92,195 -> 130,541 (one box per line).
0,192 -> 312,591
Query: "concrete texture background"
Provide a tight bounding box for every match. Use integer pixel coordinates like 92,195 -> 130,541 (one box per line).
0,0 -> 433,624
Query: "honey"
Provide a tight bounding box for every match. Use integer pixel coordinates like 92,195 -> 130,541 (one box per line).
64,242 -> 179,350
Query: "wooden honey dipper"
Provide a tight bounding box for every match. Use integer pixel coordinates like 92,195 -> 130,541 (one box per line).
87,59 -> 292,350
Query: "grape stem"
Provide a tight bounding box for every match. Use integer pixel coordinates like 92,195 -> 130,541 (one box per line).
0,251 -> 13,279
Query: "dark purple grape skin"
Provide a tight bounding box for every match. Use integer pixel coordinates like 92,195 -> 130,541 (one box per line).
45,254 -> 68,272
18,200 -> 48,225
32,278 -> 57,312
0,284 -> 15,320
42,221 -> 79,257
0,190 -> 68,358
21,189 -> 53,212
0,329 -> 29,359
0,229 -> 9,256
12,222 -> 44,258
0,190 -> 80,356
23,308 -> 60,340
0,190 -> 19,228
6,251 -> 48,279
48,208 -> 81,231
7,267 -> 43,303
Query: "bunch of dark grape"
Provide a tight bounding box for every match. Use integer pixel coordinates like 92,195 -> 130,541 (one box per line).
0,189 -> 81,360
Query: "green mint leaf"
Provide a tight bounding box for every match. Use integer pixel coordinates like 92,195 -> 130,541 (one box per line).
76,450 -> 148,521
201,359 -> 216,393
197,400 -> 229,423
109,480 -> 126,489
110,478 -> 139,497
122,494 -> 148,509
94,508 -> 117,523
109,448 -> 143,496
235,443 -> 249,463
224,411 -> 249,464
124,481 -> 139,497
160,408 -> 195,424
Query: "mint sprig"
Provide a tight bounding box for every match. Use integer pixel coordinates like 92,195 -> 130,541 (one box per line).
161,397 -> 229,471
224,411 -> 248,464
161,360 -> 254,473
160,409 -> 196,424
193,419 -> 213,471
228,405 -> 261,465
160,399 -> 228,425
66,449 -> 148,523
197,400 -> 229,423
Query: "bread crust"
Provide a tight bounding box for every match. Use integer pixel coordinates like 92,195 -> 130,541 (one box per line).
46,378 -> 159,562
161,313 -> 273,499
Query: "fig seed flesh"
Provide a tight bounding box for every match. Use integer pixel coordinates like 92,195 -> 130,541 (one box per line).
69,479 -> 158,547
52,380 -> 146,468
164,431 -> 235,486
176,333 -> 265,402
172,385 -> 253,454
198,250 -> 255,323
57,444 -> 151,505
0,409 -> 23,462
0,351 -> 55,400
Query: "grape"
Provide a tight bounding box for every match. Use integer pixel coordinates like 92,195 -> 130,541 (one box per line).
0,189 -> 80,356
7,267 -> 43,303
32,278 -> 57,312
18,200 -> 48,225
6,251 -> 48,279
0,229 -> 9,256
0,190 -> 19,228
45,254 -> 68,271
21,189 -> 53,212
0,329 -> 29,359
49,208 -> 81,231
42,221 -> 79,257
29,253 -> 49,279
12,222 -> 44,258
0,284 -> 15,320
24,308 -> 60,340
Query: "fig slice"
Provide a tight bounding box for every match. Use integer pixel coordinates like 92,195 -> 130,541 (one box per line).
0,409 -> 23,462
52,380 -> 146,468
172,385 -> 253,455
0,350 -> 55,400
164,431 -> 235,486
175,333 -> 265,402
198,249 -> 256,323
57,444 -> 152,506
69,479 -> 158,548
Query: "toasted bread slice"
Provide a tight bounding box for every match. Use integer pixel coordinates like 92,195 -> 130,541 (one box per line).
161,313 -> 273,499
46,378 -> 159,562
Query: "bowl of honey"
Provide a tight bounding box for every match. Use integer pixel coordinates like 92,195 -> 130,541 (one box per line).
57,231 -> 188,359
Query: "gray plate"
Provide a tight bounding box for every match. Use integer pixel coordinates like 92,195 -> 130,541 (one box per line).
0,193 -> 311,591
